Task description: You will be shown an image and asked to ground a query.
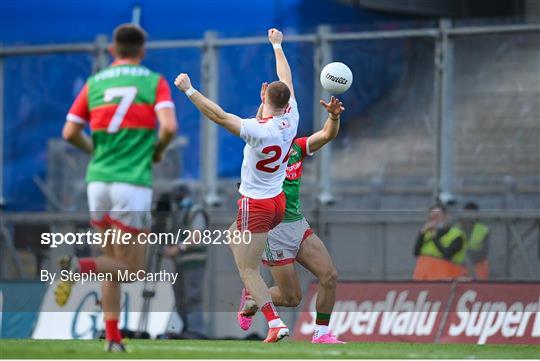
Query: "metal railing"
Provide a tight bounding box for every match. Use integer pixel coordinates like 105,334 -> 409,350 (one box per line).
1,20 -> 539,207
1,209 -> 539,280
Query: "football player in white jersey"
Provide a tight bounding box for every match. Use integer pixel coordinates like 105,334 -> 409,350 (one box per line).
175,28 -> 297,342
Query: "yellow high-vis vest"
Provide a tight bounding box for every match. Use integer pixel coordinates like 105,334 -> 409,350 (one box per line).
467,223 -> 489,251
419,225 -> 467,264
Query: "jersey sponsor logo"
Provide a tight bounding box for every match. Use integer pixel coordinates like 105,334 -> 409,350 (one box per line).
286,160 -> 303,180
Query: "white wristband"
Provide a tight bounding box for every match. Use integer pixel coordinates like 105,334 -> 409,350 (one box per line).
272,43 -> 282,50
185,87 -> 196,97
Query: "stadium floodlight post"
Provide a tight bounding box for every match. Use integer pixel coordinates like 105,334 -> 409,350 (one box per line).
440,19 -> 455,203
93,35 -> 109,73
200,31 -> 221,207
314,25 -> 334,206
433,19 -> 455,203
131,5 -> 142,26
432,25 -> 442,201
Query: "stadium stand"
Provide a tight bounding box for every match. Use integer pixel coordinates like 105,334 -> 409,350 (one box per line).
330,32 -> 539,205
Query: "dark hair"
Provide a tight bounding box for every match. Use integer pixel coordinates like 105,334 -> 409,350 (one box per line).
464,201 -> 479,211
113,23 -> 146,58
429,203 -> 447,212
266,81 -> 291,109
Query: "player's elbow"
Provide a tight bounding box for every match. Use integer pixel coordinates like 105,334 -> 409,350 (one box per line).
157,109 -> 179,135
215,113 -> 228,125
62,124 -> 79,142
221,114 -> 241,136
162,121 -> 178,135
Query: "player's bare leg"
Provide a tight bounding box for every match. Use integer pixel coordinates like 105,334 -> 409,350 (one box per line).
269,263 -> 302,307
101,277 -> 121,331
100,234 -> 119,320
229,231 -> 272,307
55,226 -> 146,350
104,229 -> 146,351
55,227 -> 144,290
100,233 -> 123,351
229,222 -> 289,342
54,225 -> 114,307
296,233 -> 344,343
237,264 -> 301,330
296,234 -> 336,313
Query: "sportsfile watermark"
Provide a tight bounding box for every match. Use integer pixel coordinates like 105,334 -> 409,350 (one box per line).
40,229 -> 252,248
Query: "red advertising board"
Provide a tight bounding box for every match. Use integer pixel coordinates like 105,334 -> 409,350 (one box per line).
293,281 -> 540,345
293,282 -> 452,343
440,282 -> 540,344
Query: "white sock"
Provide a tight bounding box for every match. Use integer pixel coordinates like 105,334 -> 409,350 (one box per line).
268,318 -> 286,328
313,325 -> 329,338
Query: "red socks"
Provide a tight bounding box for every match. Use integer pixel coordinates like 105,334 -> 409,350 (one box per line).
79,258 -> 97,274
105,319 -> 122,342
261,302 -> 279,322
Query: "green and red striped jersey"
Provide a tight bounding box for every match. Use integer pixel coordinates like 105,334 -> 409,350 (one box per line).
283,137 -> 313,222
67,61 -> 174,187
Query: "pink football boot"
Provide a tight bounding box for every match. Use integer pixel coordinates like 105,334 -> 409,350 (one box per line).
237,288 -> 258,331
311,333 -> 346,344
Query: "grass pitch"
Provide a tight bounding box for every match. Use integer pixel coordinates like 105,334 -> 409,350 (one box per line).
1,339 -> 539,359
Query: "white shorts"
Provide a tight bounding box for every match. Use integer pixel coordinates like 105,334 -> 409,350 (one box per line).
87,181 -> 152,233
262,217 -> 313,266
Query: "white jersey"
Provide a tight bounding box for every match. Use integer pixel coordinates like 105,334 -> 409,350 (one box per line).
239,98 -> 299,199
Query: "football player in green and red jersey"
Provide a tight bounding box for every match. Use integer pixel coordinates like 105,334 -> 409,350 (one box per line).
238,84 -> 345,344
57,24 -> 178,352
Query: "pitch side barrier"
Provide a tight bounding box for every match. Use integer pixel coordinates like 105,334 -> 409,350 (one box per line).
293,280 -> 540,345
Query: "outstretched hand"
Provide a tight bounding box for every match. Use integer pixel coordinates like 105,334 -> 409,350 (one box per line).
260,82 -> 268,104
174,73 -> 192,92
320,96 -> 345,117
268,28 -> 283,45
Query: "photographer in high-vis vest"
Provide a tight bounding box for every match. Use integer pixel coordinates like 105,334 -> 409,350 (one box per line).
461,201 -> 490,280
413,204 -> 468,280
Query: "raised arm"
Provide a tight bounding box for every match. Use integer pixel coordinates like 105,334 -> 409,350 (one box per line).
268,28 -> 294,98
175,73 -> 242,136
307,96 -> 345,152
255,82 -> 268,120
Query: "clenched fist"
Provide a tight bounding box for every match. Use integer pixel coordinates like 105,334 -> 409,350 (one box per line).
174,73 -> 192,92
268,28 -> 283,45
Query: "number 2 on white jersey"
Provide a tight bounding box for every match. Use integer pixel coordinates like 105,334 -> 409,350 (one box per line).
104,86 -> 137,133
256,142 -> 293,173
